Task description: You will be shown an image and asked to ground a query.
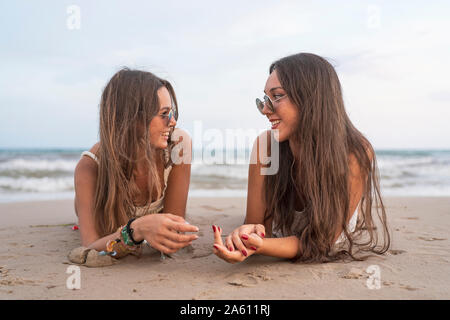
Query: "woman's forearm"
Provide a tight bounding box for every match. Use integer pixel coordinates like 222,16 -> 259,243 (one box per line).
86,230 -> 121,251
257,236 -> 300,259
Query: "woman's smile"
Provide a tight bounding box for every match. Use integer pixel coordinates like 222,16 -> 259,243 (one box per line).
161,130 -> 170,140
270,118 -> 281,130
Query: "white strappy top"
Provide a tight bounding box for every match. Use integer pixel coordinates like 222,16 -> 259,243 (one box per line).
80,149 -> 172,217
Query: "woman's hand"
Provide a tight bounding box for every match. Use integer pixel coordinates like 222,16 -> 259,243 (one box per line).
225,224 -> 265,255
131,213 -> 199,254
212,224 -> 264,264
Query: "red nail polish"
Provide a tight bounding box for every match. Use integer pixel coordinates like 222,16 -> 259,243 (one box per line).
261,232 -> 265,238
242,250 -> 247,256
228,246 -> 233,251
212,225 -> 216,232
218,227 -> 221,233
250,246 -> 257,250
241,234 -> 249,240
213,245 -> 219,250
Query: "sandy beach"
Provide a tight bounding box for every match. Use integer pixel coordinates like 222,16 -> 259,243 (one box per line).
0,196 -> 449,300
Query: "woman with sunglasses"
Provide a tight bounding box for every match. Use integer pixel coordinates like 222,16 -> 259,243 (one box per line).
213,53 -> 390,263
74,68 -> 198,259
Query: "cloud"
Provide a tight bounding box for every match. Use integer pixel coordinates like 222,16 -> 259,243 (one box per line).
428,91 -> 450,102
1,1 -> 450,148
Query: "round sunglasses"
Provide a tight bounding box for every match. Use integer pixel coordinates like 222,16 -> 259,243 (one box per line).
255,94 -> 287,114
161,106 -> 178,126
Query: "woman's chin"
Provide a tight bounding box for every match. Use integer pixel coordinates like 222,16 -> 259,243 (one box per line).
158,141 -> 168,149
150,139 -> 168,149
271,129 -> 287,142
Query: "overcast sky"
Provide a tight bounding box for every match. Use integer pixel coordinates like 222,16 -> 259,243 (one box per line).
1,0 -> 449,149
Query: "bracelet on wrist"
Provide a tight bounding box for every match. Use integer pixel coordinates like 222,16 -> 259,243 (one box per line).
122,217 -> 144,246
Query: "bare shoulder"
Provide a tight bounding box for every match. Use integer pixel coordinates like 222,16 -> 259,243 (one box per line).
250,130 -> 272,166
89,142 -> 100,155
171,128 -> 192,144
75,142 -> 100,179
349,144 -> 374,179
170,128 -> 192,166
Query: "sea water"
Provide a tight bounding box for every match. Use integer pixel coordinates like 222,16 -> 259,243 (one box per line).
0,148 -> 449,203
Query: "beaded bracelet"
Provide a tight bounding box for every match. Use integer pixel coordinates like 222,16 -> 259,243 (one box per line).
120,225 -> 135,246
103,226 -> 143,259
126,217 -> 144,245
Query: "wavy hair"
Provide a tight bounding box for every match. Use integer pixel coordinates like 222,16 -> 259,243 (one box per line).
264,53 -> 390,262
94,68 -> 178,237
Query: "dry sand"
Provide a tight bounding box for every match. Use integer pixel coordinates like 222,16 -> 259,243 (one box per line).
0,197 -> 449,299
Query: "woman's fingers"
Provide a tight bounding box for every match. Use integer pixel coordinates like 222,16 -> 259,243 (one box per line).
246,233 -> 264,250
212,225 -> 224,246
213,243 -> 244,263
164,214 -> 199,233
161,238 -> 191,251
225,234 -> 235,252
164,213 -> 186,223
225,225 -> 254,252
149,240 -> 178,255
232,231 -> 249,257
211,224 -> 264,263
165,230 -> 198,243
168,220 -> 199,233
254,224 -> 266,239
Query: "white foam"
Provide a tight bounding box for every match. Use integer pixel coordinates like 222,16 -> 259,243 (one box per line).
191,164 -> 248,180
0,176 -> 74,192
0,158 -> 78,172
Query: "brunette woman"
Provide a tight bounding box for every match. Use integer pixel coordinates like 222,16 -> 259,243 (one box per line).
213,53 -> 390,263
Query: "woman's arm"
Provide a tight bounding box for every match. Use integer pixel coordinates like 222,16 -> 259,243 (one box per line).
214,226 -> 300,261
217,145 -> 373,262
74,144 -> 110,250
74,140 -> 198,253
239,132 -> 300,259
256,237 -> 300,259
218,132 -> 298,262
162,128 -> 192,217
250,152 -> 370,258
246,131 -> 273,231
255,152 -> 371,258
332,150 -> 372,243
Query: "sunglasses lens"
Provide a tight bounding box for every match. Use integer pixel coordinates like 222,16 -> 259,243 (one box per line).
264,96 -> 274,112
173,105 -> 178,121
167,110 -> 173,125
256,98 -> 265,114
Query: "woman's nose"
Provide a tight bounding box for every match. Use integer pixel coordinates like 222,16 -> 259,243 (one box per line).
262,102 -> 273,115
169,115 -> 177,127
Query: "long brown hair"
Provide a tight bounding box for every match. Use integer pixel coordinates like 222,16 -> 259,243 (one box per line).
94,68 -> 178,237
264,53 -> 390,262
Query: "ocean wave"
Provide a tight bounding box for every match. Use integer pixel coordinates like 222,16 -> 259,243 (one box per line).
0,176 -> 74,192
0,149 -> 449,202
0,158 -> 78,172
191,163 -> 248,180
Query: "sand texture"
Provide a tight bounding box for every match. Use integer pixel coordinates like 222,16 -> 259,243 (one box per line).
0,197 -> 449,299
